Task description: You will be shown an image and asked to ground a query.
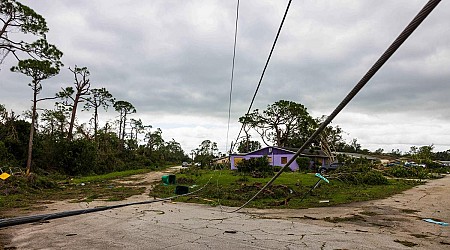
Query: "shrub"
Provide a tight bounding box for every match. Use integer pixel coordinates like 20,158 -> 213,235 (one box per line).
387,166 -> 429,179
236,156 -> 272,178
295,157 -> 311,171
337,170 -> 388,185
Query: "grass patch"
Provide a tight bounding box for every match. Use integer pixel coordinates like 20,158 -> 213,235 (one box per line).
324,215 -> 366,223
149,169 -> 419,209
410,234 -> 429,238
0,168 -> 154,217
71,168 -> 152,184
360,211 -> 379,216
394,239 -> 418,247
401,209 -> 419,214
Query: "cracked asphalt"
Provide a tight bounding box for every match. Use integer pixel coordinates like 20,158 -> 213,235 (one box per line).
2,172 -> 449,249
1,202 -> 412,250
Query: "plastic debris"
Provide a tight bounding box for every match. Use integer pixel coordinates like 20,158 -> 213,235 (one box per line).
0,172 -> 11,180
423,219 -> 448,226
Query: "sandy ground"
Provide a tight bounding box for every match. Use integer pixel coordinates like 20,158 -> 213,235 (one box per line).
1,168 -> 449,249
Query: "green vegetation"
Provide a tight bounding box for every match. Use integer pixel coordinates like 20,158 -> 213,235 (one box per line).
150,168 -> 418,209
0,168 -> 155,216
70,168 -> 155,184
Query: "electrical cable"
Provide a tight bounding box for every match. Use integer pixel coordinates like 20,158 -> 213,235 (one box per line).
225,0 -> 240,155
219,0 -> 241,213
229,0 -> 442,213
231,0 -> 293,152
0,176 -> 213,228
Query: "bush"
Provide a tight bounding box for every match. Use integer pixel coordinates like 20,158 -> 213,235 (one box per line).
387,166 -> 429,179
337,170 -> 388,185
236,156 -> 272,178
295,157 -> 311,171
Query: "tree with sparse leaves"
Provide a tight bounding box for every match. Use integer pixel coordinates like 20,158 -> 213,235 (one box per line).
83,88 -> 114,138
113,100 -> 136,141
11,59 -> 61,174
0,0 -> 62,64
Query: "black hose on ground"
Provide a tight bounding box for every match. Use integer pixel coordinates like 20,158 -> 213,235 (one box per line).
0,177 -> 212,228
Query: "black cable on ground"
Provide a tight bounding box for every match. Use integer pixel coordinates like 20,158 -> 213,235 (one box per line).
230,0 -> 442,213
231,0 -> 293,152
0,177 -> 212,228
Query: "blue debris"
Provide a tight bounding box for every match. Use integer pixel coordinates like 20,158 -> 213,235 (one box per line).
423,219 -> 448,226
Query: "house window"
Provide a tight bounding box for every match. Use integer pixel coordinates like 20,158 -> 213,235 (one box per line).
281,157 -> 288,164
267,157 -> 272,163
234,157 -> 243,165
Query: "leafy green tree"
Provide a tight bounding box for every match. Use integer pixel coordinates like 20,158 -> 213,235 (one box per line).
40,107 -> 68,138
56,66 -> 91,140
239,100 -> 315,147
145,128 -> 164,157
411,145 -> 434,164
164,139 -> 186,163
237,138 -> 261,153
194,140 -> 218,167
0,0 -> 62,63
83,88 -> 114,138
11,59 -> 61,174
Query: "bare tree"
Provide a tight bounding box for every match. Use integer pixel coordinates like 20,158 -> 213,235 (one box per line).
57,66 -> 91,140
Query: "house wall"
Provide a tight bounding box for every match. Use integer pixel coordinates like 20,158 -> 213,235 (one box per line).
230,153 -> 299,171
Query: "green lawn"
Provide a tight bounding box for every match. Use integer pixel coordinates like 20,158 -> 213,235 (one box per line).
150,169 -> 419,209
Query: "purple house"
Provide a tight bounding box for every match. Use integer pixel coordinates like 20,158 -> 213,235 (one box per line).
230,146 -> 329,171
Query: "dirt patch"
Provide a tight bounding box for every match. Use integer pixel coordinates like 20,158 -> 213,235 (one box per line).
246,174 -> 450,248
2,171 -> 449,250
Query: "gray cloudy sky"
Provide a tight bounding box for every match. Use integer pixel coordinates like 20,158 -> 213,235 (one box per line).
1,0 -> 449,154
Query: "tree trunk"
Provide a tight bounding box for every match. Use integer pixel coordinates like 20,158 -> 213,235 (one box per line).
67,93 -> 80,140
122,114 -> 127,141
26,85 -> 38,175
94,105 -> 99,138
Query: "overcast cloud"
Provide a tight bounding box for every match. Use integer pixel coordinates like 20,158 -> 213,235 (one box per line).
1,0 -> 449,154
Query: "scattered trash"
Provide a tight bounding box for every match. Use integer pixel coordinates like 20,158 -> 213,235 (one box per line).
144,209 -> 165,215
162,174 -> 176,185
175,185 -> 189,195
0,172 -> 11,180
224,230 -> 237,234
189,184 -> 198,188
80,183 -> 85,186
66,233 -> 77,237
319,200 -> 330,203
423,218 -> 448,226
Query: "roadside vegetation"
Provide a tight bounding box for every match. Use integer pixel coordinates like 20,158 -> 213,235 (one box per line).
1,0 -> 450,219
149,157 -> 435,209
0,168 -> 159,216
150,166 -> 419,209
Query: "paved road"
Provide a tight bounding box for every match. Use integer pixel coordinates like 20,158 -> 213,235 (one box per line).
2,174 -> 449,249
1,202 -> 413,250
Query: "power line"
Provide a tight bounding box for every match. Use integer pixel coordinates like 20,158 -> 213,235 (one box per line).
225,0 -> 240,154
231,0 -> 294,152
230,0 -> 442,213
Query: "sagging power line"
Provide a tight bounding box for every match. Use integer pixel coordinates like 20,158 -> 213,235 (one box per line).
229,0 -> 442,213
